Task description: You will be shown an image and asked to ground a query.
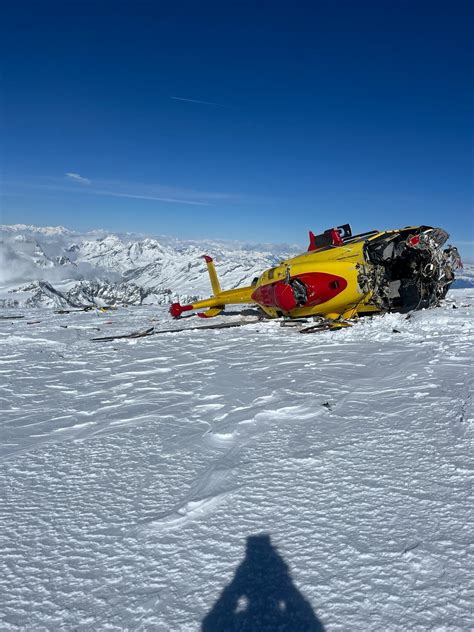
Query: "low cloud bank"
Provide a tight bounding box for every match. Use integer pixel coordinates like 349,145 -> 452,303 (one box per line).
0,240 -> 120,285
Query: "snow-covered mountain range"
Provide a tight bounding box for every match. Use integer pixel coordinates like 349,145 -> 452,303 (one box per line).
0,224 -> 299,308
1,224 -> 473,308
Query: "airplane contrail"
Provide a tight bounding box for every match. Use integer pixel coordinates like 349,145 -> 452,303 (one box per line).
93,189 -> 211,206
170,96 -> 228,107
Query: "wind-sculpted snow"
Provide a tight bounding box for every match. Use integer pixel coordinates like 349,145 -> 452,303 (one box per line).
0,224 -> 299,307
0,290 -> 473,630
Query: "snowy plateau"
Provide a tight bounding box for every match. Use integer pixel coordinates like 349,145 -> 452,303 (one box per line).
1,225 -> 473,631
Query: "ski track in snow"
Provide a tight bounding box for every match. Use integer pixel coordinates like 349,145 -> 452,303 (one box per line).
0,291 -> 473,631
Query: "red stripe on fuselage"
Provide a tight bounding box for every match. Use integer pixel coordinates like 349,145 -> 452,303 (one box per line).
251,272 -> 347,310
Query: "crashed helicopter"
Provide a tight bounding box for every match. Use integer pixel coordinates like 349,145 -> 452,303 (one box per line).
169,225 -> 462,328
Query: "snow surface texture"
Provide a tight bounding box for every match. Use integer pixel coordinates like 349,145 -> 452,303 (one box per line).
1,224 -> 472,309
1,290 -> 473,630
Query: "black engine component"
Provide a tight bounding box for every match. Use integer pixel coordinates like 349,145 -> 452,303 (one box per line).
365,227 -> 460,313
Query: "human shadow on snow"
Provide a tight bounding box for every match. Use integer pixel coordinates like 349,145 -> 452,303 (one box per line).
201,533 -> 325,631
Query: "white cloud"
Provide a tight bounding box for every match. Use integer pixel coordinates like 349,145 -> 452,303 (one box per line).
0,237 -> 120,285
65,172 -> 91,185
6,174 -> 262,207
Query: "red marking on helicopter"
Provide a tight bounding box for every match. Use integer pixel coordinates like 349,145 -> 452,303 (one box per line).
251,272 -> 347,312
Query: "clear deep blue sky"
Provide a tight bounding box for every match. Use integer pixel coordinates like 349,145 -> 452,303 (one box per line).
1,0 -> 473,249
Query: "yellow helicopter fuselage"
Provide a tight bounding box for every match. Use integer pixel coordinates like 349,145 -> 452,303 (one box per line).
169,225 -> 459,322
251,240 -> 372,319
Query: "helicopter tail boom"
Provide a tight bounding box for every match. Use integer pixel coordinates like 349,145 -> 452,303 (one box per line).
169,256 -> 255,318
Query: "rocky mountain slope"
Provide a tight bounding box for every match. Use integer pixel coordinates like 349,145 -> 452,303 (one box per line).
0,225 -> 298,308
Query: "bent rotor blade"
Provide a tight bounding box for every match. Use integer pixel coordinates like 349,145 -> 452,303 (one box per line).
91,320 -> 257,342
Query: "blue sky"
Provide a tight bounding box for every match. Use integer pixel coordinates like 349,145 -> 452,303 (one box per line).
1,0 -> 472,253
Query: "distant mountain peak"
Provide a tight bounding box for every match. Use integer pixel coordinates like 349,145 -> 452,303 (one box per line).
0,224 -> 73,236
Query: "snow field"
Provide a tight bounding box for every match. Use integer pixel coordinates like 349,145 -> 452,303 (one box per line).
0,291 -> 473,630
